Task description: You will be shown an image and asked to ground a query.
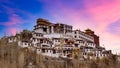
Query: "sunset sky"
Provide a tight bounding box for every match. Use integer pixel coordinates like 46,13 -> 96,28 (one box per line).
0,0 -> 120,54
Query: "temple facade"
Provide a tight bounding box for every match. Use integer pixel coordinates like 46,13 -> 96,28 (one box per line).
7,18 -> 112,59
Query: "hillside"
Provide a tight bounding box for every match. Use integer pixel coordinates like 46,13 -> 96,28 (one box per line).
0,38 -> 120,68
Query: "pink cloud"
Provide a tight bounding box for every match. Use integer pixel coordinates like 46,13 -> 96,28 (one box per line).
0,4 -> 33,26
84,0 -> 120,31
0,5 -> 23,26
4,14 -> 23,26
83,0 -> 120,53
40,0 -> 96,30
41,0 -> 120,53
107,20 -> 120,36
43,0 -> 120,33
100,31 -> 120,53
7,28 -> 20,35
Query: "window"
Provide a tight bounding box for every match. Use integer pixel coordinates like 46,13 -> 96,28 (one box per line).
84,52 -> 86,55
36,34 -> 38,36
40,40 -> 43,43
25,42 -> 27,45
55,39 -> 57,42
58,39 -> 60,42
42,49 -> 45,53
10,38 -> 12,40
75,44 -> 78,47
74,36 -> 77,38
46,50 -> 48,52
75,31 -> 77,34
39,34 -> 41,37
43,28 -> 47,32
43,40 -> 46,43
53,50 -> 56,54
63,50 -> 66,53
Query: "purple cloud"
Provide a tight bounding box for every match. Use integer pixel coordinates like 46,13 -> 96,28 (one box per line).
2,14 -> 22,26
0,4 -> 33,35
0,4 -> 34,26
107,19 -> 120,35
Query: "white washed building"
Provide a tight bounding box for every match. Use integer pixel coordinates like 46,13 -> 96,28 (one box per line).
7,18 -> 112,59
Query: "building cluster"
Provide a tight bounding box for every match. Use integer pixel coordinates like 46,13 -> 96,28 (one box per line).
6,18 -> 111,59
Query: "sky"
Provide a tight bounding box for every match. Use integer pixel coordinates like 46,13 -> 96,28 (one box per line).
0,0 -> 120,54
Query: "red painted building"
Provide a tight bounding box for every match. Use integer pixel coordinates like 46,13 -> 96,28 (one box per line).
85,29 -> 100,47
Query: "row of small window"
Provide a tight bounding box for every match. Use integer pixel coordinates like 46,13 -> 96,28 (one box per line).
36,34 -> 43,37
76,41 -> 84,43
41,49 -> 56,54
74,31 -> 86,36
75,42 -> 94,47
84,49 -> 92,52
33,39 -> 49,43
57,47 -> 72,50
54,39 -> 60,42
82,53 -> 106,57
23,42 -> 31,45
64,25 -> 72,29
42,41 -> 49,43
33,39 -> 39,41
9,38 -> 16,40
36,25 -> 47,28
87,43 -> 94,45
74,36 -> 83,38
84,49 -> 102,52
65,30 -> 72,33
74,32 -> 93,39
41,49 -> 71,55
